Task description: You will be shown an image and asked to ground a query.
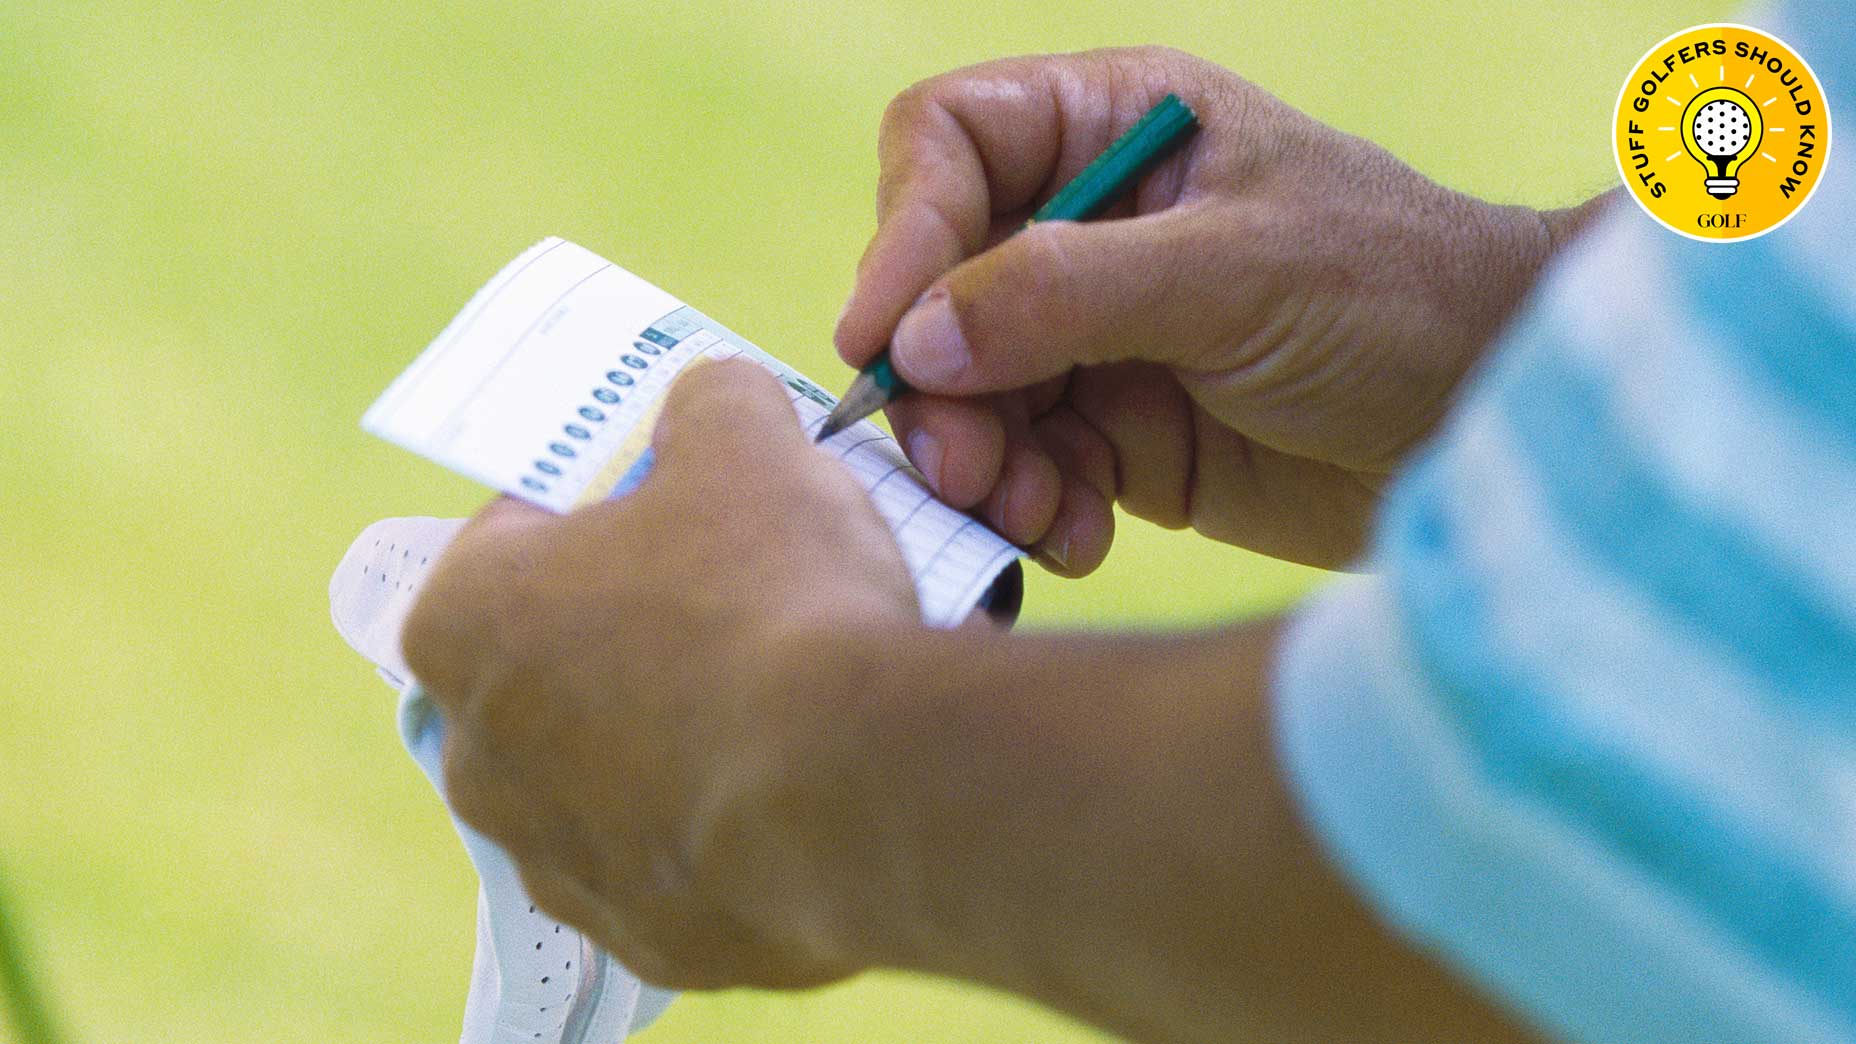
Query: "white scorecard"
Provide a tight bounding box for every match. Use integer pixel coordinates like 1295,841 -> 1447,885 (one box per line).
364,237 -> 1020,626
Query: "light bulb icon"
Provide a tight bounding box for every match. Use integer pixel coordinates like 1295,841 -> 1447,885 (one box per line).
1681,86 -> 1763,199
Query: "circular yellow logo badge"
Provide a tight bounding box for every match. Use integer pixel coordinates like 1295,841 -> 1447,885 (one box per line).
1613,24 -> 1832,242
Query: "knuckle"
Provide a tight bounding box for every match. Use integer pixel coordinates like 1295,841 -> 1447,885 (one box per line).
1132,44 -> 1206,78
399,506 -> 560,696
440,733 -> 503,834
915,190 -> 979,256
516,865 -> 583,925
881,65 -> 984,136
1113,44 -> 1211,85
401,590 -> 499,702
397,589 -> 447,686
876,78 -> 969,221
880,79 -> 935,133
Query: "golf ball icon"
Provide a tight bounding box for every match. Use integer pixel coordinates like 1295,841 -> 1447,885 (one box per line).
1682,86 -> 1763,199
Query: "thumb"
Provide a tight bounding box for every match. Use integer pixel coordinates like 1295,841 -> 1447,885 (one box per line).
888,206 -> 1248,394
651,356 -> 806,466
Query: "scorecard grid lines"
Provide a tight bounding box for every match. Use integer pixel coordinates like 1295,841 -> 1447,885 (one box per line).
790,381 -> 1018,625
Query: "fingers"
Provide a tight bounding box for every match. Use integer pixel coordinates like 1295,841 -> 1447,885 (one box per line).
983,436 -> 1062,546
881,393 -> 1004,509
837,195 -> 982,370
1033,478 -> 1115,577
886,392 -> 1121,574
834,58 -> 1063,369
1030,406 -> 1117,575
1031,404 -> 1117,501
835,51 -> 1204,370
1067,363 -> 1196,529
964,418 -> 1116,576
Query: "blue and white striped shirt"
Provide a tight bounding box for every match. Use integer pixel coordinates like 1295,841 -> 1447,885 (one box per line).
1274,7 -> 1852,1041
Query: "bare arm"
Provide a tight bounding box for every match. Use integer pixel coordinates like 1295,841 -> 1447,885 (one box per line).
403,364 -> 1544,1042
794,618 -> 1544,1044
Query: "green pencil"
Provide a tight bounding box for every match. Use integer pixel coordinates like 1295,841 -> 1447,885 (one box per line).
815,93 -> 1199,442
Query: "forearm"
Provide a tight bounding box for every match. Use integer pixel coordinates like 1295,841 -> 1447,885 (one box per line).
803,618 -> 1542,1044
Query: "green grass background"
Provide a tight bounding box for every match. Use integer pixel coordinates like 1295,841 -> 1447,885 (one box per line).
0,2 -> 1722,1041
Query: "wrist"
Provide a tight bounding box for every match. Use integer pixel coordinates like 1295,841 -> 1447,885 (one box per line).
742,614 -> 945,973
767,617 -> 1041,977
787,621 -> 1270,987
816,618 -> 1298,1039
1441,191 -> 1609,377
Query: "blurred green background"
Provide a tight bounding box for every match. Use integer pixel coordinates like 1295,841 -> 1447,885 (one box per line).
0,2 -> 1722,1041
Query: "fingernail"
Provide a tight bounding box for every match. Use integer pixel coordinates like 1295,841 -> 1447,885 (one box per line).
988,479 -> 1016,541
1044,536 -> 1071,572
907,429 -> 944,491
891,290 -> 968,385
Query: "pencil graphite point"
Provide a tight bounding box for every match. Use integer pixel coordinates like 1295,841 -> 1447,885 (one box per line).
814,366 -> 892,442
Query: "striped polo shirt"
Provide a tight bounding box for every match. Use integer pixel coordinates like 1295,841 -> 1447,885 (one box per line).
1273,6 -> 1851,1041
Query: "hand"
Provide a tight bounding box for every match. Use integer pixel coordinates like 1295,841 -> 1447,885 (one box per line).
837,47 -> 1600,571
400,358 -> 918,989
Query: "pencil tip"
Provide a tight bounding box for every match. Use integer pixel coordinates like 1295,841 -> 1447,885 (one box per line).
813,417 -> 842,444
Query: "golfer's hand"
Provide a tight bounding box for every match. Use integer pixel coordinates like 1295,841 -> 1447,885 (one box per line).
838,47 -> 1592,571
401,359 -> 917,989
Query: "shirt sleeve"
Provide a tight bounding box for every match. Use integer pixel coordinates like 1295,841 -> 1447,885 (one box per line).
1272,11 -> 1856,1041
